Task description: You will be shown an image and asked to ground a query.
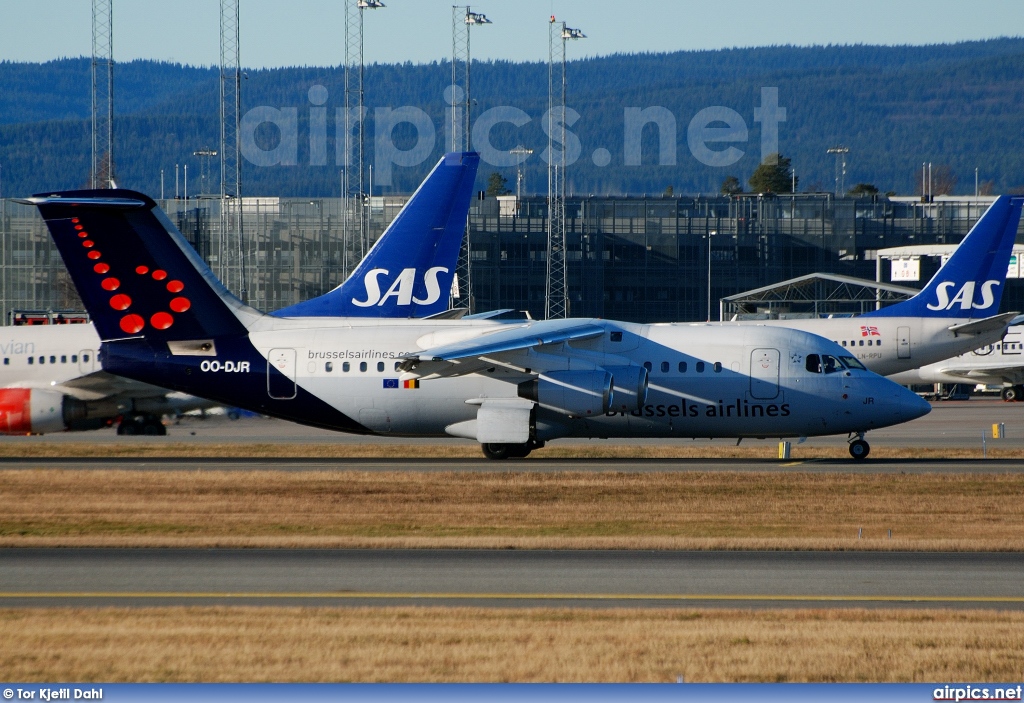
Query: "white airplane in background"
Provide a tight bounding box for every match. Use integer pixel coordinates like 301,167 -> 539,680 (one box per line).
727,196 -> 1023,377
0,322 -> 209,434
890,320 -> 1024,400
0,153 -> 482,435
25,153 -> 931,459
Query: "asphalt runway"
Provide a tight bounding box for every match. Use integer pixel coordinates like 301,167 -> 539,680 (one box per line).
1,549 -> 1021,609
2,455 -> 1022,473
1,398 -> 1023,451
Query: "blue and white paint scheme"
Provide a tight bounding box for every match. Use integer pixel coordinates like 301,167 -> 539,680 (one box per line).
273,152 -> 479,318
736,196 -> 1023,376
25,184 -> 929,458
0,153 -> 481,435
25,167 -> 930,459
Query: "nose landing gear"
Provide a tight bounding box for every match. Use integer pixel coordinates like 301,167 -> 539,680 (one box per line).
848,432 -> 870,460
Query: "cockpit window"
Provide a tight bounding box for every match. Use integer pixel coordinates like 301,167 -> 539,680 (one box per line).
822,355 -> 841,374
840,356 -> 866,370
805,354 -> 821,374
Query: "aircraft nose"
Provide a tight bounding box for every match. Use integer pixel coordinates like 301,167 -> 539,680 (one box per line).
899,385 -> 932,421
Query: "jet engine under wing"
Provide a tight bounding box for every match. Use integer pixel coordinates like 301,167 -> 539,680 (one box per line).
399,320 -> 607,379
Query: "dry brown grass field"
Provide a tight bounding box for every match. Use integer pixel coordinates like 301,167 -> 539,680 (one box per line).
2,606 -> 1022,682
0,441 -> 1023,459
2,469 -> 1023,549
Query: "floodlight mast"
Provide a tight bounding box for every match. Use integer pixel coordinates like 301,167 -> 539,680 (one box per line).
826,145 -> 849,197
450,6 -> 491,311
510,146 -> 534,201
545,18 -> 584,320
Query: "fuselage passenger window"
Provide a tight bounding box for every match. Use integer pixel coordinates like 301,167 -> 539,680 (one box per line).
678,361 -> 687,373
377,361 -> 385,372
713,362 -> 722,373
695,362 -> 705,373
660,361 -> 669,373
343,362 -> 350,372
359,362 -> 367,372
325,362 -> 333,372
643,361 -> 652,372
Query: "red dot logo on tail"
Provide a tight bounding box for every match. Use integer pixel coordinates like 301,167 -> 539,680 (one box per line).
120,314 -> 145,334
170,297 -> 191,313
150,312 -> 174,330
109,294 -> 132,311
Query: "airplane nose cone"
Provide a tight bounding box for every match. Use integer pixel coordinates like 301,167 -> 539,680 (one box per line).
899,386 -> 932,421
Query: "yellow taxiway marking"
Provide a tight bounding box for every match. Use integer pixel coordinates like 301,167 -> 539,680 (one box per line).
0,592 -> 1022,603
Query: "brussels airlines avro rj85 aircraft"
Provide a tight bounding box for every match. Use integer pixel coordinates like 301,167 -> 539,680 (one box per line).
738,196 -> 1024,376
25,153 -> 930,460
0,153 -> 481,435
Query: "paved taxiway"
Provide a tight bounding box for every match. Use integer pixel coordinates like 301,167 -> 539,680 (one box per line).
1,549 -> 1021,609
2,398 -> 1022,450
3,456 -> 1024,472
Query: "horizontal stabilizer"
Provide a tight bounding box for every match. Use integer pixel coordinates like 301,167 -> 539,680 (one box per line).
947,311 -> 1019,337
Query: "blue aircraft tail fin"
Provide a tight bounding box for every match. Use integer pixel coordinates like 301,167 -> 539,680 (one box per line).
273,151 -> 480,318
863,195 -> 1022,318
25,190 -> 254,342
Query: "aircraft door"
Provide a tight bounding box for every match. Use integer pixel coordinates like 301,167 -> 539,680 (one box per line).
897,326 -> 911,359
78,350 -> 96,374
267,348 -> 297,400
749,348 -> 780,399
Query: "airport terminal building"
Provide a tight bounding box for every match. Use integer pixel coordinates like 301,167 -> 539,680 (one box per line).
1,193 -> 1019,324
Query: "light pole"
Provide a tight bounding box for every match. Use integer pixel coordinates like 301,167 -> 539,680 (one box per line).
827,146 -> 849,196
706,230 -> 717,322
193,148 -> 217,196
545,16 -> 585,320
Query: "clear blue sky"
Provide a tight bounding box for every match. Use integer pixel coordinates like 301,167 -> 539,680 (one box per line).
2,0 -> 1023,68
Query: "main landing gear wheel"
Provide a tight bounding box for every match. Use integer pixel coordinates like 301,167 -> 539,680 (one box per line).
116,415 -> 167,437
848,439 -> 870,460
1001,385 -> 1024,402
481,441 -> 544,460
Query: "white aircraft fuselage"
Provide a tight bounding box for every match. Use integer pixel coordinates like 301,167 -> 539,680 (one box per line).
734,315 -> 1012,377
160,316 -> 929,442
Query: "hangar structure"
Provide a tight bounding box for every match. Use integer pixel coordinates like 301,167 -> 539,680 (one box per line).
1,192 -> 1021,325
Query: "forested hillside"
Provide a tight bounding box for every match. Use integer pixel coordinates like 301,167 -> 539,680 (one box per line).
2,38 -> 1024,197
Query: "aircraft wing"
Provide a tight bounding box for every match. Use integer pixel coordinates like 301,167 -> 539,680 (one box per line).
931,364 -> 1024,386
56,370 -> 173,401
399,320 -> 607,379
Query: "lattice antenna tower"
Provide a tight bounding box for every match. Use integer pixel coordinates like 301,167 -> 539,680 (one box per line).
220,0 -> 244,301
450,6 -> 491,310
343,0 -> 385,270
91,0 -> 114,189
545,18 -> 584,320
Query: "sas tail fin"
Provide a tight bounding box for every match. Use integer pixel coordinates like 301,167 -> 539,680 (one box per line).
863,195 -> 1023,318
24,190 -> 256,342
273,151 -> 480,318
